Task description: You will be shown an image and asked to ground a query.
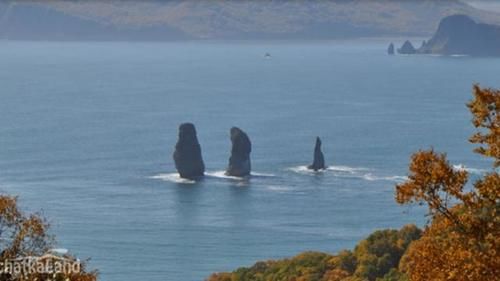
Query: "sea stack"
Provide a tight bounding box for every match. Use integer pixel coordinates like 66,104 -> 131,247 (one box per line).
226,127 -> 252,177
387,43 -> 395,55
308,137 -> 326,171
173,123 -> 205,180
397,40 -> 416,54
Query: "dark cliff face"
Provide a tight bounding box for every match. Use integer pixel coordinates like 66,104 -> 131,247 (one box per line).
173,123 -> 205,180
308,137 -> 326,171
419,14 -> 500,56
226,127 -> 251,177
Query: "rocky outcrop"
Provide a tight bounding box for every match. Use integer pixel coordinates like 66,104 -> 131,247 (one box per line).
173,123 -> 205,180
397,40 -> 416,54
388,43 -> 395,55
226,127 -> 252,177
308,137 -> 326,171
417,15 -> 500,56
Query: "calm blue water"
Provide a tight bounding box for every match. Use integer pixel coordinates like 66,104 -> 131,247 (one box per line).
0,41 -> 498,281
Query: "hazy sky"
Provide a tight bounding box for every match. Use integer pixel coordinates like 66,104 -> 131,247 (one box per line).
462,0 -> 500,12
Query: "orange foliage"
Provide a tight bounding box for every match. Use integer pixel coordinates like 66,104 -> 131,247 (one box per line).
396,85 -> 500,281
0,195 -> 97,281
468,85 -> 500,167
0,196 -> 50,259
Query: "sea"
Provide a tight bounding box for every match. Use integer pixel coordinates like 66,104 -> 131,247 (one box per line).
0,40 -> 498,280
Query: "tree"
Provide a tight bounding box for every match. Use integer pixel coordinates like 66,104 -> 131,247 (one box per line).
0,195 -> 97,281
352,225 -> 421,281
395,85 -> 499,281
206,226 -> 420,281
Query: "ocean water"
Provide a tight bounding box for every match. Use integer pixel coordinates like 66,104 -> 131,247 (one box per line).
0,41 -> 498,280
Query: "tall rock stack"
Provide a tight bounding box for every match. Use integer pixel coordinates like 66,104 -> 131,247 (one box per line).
308,137 -> 326,171
173,123 -> 205,180
388,43 -> 395,55
226,127 -> 252,177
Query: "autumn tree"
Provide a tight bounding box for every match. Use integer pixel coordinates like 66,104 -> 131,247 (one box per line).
395,85 -> 499,281
0,195 -> 97,281
206,225 -> 421,281
352,225 -> 421,281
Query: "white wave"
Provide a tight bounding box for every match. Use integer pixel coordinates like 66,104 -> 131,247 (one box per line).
287,165 -> 407,183
251,172 -> 276,177
152,170 -> 274,184
362,173 -> 408,183
385,175 -> 409,182
287,165 -> 324,174
453,164 -> 488,175
287,165 -> 308,173
205,171 -> 247,181
149,173 -> 196,184
265,185 -> 294,193
327,165 -> 370,173
288,165 -> 368,174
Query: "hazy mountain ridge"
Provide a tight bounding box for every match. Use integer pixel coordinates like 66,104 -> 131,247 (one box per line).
1,0 -> 500,40
418,14 -> 500,55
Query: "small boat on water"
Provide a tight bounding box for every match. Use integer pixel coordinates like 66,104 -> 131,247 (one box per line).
264,53 -> 271,59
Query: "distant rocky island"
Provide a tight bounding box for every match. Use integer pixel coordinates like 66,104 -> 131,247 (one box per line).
391,15 -> 500,56
420,14 -> 500,56
397,40 -> 417,55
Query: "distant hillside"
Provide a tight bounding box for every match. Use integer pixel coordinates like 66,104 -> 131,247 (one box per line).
1,0 -> 500,41
418,14 -> 500,56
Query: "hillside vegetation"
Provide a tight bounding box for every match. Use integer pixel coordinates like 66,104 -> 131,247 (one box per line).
208,225 -> 421,281
1,0 -> 500,40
